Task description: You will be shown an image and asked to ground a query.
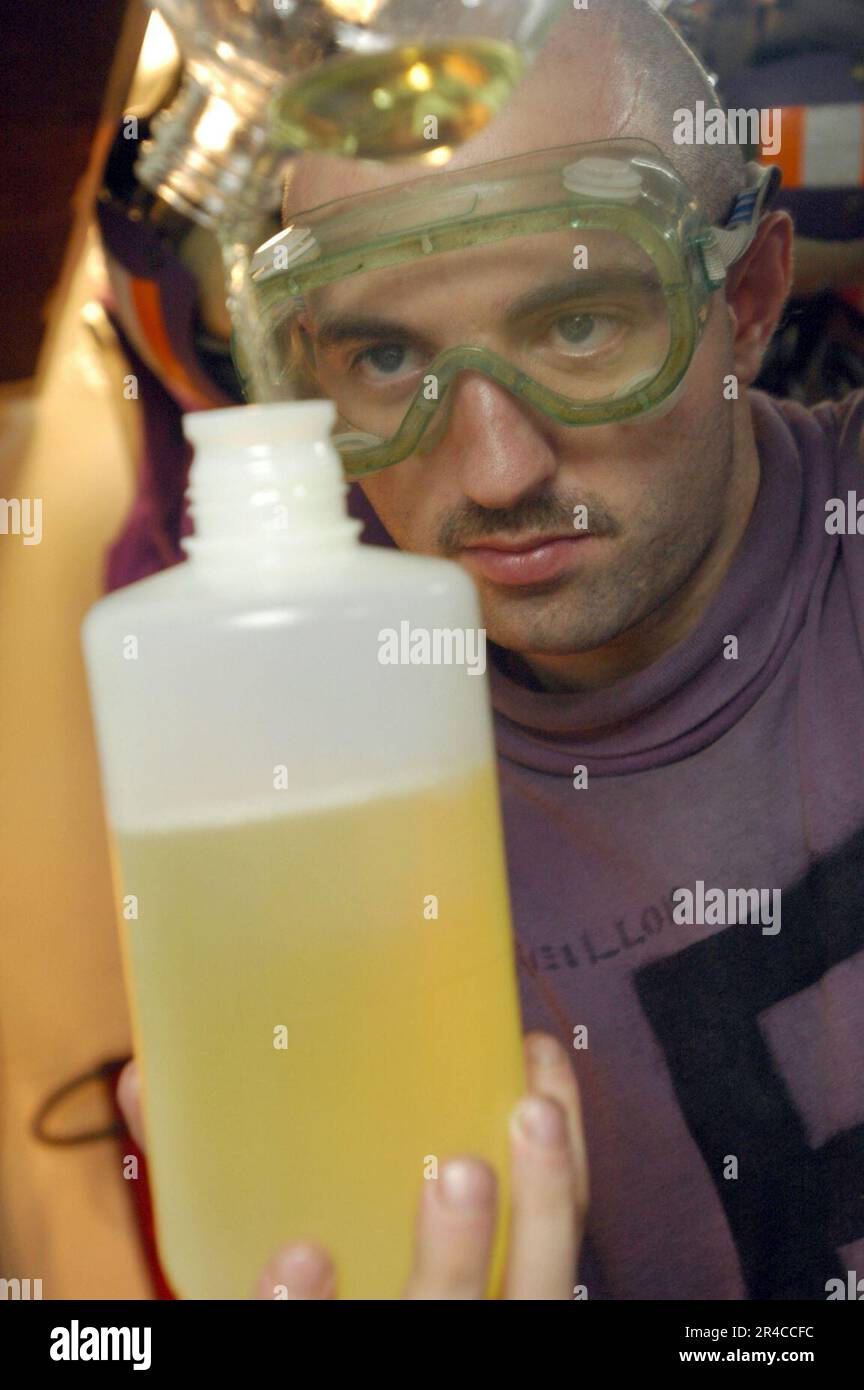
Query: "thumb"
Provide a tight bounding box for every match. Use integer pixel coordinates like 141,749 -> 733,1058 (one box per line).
117,1059 -> 146,1150
255,1244 -> 337,1300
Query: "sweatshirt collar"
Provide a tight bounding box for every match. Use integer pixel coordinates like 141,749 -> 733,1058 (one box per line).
488,392 -> 813,776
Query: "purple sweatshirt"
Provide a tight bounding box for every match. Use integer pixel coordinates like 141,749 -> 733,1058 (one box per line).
489,388 -> 864,1300
108,386 -> 864,1299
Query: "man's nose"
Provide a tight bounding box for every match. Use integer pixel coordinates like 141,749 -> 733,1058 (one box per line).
423,372 -> 559,510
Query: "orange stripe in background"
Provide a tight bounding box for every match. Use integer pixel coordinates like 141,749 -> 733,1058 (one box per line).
760,105 -> 804,189
129,277 -> 214,410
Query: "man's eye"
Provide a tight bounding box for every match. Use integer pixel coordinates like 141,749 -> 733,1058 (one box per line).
549,313 -> 619,355
351,343 -> 419,379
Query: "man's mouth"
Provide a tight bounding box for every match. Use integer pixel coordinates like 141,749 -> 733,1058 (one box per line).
459,531 -> 597,586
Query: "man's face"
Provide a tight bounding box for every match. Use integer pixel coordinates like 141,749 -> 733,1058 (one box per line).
279,8 -> 760,664
304,242 -> 740,658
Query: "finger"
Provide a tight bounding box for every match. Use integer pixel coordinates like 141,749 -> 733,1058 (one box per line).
255,1243 -> 336,1300
402,1158 -> 498,1300
502,1034 -> 589,1301
116,1060 -> 146,1151
523,1032 -> 590,1214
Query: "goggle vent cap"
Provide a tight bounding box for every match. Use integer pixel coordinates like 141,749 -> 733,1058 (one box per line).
561,156 -> 643,201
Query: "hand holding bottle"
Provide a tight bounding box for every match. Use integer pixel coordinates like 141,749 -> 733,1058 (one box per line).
118,1031 -> 588,1301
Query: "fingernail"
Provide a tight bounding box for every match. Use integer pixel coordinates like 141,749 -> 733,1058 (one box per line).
270,1244 -> 333,1297
525,1034 -> 562,1068
119,1061 -> 137,1094
513,1097 -> 566,1147
438,1159 -> 494,1209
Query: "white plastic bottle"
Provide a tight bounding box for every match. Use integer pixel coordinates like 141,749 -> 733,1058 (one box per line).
82,400 -> 526,1300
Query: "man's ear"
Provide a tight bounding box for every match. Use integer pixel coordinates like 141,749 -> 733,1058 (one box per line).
723,209 -> 794,386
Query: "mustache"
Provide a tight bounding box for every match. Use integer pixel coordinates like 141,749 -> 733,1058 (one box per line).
437,493 -> 621,553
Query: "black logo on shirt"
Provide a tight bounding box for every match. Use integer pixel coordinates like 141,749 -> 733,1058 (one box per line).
635,829 -> 864,1300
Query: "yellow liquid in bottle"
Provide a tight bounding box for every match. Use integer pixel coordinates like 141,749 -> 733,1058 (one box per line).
113,762 -> 525,1299
271,39 -> 524,160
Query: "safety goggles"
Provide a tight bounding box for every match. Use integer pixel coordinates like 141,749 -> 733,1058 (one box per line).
248,140 -> 780,477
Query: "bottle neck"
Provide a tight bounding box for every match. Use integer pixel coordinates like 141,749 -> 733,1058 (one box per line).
135,73 -> 286,239
181,403 -> 363,564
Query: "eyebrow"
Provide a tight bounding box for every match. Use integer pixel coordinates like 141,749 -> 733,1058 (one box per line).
505,270 -> 664,320
314,313 -> 423,350
312,270 -> 664,348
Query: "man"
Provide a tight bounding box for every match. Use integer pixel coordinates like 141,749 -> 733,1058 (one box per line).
121,0 -> 864,1299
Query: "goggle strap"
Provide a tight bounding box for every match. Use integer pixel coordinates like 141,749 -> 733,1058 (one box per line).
707,162 -> 782,279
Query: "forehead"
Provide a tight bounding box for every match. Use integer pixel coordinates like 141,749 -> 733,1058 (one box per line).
304,228 -> 662,323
